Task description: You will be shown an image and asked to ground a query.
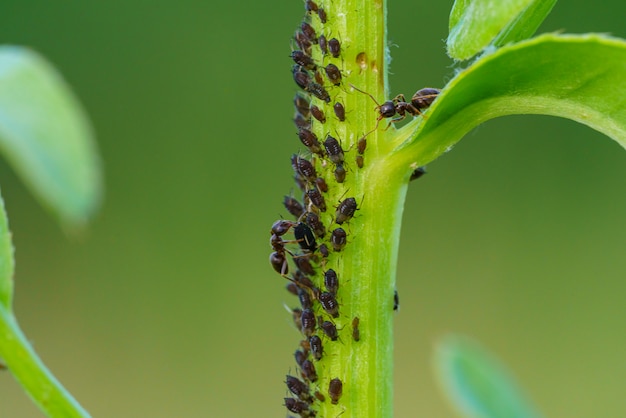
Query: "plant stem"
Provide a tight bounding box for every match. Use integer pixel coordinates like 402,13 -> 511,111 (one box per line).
0,305 -> 91,417
299,0 -> 416,416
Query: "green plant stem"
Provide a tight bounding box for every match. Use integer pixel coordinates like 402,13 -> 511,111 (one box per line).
0,304 -> 91,417
307,0 -> 411,416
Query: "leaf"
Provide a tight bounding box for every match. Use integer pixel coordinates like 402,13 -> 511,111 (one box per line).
447,0 -> 556,60
0,189 -> 14,309
0,46 -> 102,225
396,34 -> 626,165
491,0 -> 557,51
434,336 -> 542,418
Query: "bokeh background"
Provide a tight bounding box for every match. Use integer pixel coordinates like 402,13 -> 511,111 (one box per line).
0,1 -> 625,417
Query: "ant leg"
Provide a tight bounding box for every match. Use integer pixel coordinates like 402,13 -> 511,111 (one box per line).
392,93 -> 407,104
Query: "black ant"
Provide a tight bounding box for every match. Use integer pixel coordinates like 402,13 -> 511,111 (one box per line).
349,83 -> 441,136
269,220 -> 317,276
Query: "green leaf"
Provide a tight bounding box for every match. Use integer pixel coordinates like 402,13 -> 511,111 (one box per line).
434,336 -> 542,418
395,34 -> 626,166
491,0 -> 557,51
447,0 -> 556,60
0,189 -> 13,309
0,46 -> 101,225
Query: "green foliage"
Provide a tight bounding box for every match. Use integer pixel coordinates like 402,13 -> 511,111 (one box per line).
0,193 -> 12,310
435,336 -> 542,418
0,46 -> 97,417
397,34 -> 626,166
448,0 -> 557,60
420,1 -> 626,416
0,47 -> 101,226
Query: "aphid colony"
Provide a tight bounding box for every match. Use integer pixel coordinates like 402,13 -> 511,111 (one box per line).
278,4 -> 353,415
274,1 -> 438,415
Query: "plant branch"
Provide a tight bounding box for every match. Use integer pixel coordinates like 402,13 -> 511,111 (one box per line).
0,305 -> 91,417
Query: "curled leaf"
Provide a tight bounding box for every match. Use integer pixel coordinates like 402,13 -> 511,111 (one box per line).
398,34 -> 626,165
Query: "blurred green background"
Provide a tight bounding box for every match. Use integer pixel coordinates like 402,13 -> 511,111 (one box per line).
0,1 -> 625,417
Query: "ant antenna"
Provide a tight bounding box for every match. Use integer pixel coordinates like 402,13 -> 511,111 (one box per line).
349,83 -> 381,107
348,83 -> 387,138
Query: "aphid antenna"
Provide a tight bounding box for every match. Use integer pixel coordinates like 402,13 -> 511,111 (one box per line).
335,188 -> 350,203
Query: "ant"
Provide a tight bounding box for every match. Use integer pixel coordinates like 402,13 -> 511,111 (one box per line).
349,83 -> 441,136
269,220 -> 317,276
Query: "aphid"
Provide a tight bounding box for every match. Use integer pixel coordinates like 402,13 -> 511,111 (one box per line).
323,135 -> 344,164
328,38 -> 341,58
314,69 -> 324,85
293,65 -> 312,89
295,348 -> 308,366
335,197 -> 358,224
328,378 -> 343,405
284,398 -> 312,415
298,127 -> 324,155
307,82 -> 331,103
301,308 -> 317,336
291,50 -> 316,70
356,155 -> 364,168
324,63 -> 342,86
294,31 -> 312,55
299,289 -> 313,310
291,307 -> 303,330
301,359 -> 318,382
309,335 -> 323,360
294,256 -> 315,276
294,112 -> 311,129
357,137 -> 367,154
330,228 -> 347,251
304,211 -> 326,238
286,375 -> 312,402
284,195 -> 305,218
317,7 -> 327,23
295,173 -> 307,192
393,290 -> 399,311
324,269 -> 339,295
333,102 -> 345,121
306,188 -> 327,212
410,166 -> 427,181
319,243 -> 330,258
305,0 -> 318,12
301,22 -> 318,44
292,154 -> 317,181
310,105 -> 326,123
411,87 -> 441,110
319,320 -> 338,341
352,316 -> 360,341
319,291 -> 339,318
286,282 -> 299,296
314,390 -> 326,402
294,94 -> 311,116
319,35 -> 328,55
334,164 -> 346,183
314,177 -> 328,193
293,270 -> 316,290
